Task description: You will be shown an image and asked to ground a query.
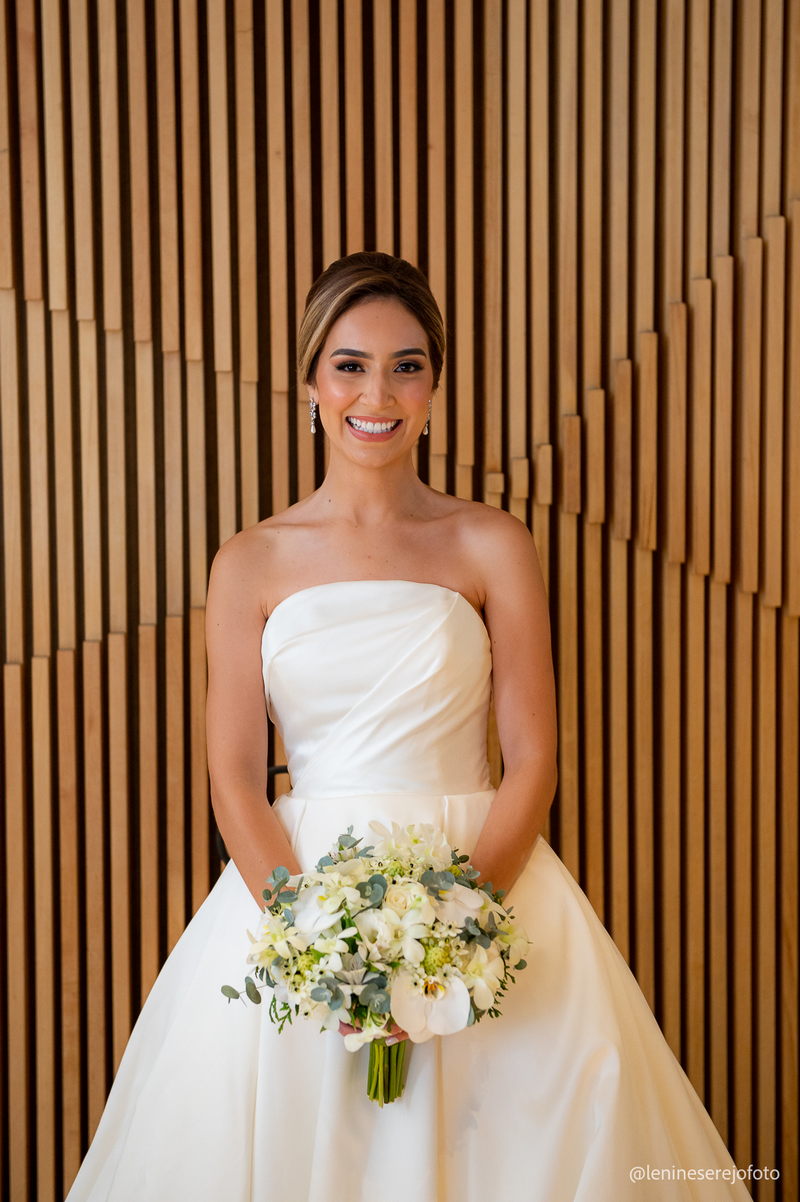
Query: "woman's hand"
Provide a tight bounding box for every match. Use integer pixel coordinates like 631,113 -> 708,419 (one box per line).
337,1019 -> 409,1045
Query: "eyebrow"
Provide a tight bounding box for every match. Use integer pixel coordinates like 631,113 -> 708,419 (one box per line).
329,347 -> 428,359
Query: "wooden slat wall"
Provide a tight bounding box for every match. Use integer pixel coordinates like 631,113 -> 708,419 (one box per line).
0,2 -> 797,1198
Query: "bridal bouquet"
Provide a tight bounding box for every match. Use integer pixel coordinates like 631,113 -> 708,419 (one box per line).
222,822 -> 529,1105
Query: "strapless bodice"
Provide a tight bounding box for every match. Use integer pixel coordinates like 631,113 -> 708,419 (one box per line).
261,580 -> 492,798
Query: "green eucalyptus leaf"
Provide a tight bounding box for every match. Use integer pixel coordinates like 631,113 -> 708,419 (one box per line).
221,985 -> 241,1001
244,976 -> 262,1005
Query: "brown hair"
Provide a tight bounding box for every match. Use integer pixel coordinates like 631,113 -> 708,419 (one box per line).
297,252 -> 445,387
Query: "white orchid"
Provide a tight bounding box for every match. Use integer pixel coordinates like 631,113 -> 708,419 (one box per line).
433,881 -> 486,927
460,943 -> 505,1012
291,880 -> 360,937
369,821 -> 452,871
247,914 -> 309,964
389,969 -> 471,1043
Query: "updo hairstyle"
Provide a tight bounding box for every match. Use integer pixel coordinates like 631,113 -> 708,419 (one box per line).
297,252 -> 445,388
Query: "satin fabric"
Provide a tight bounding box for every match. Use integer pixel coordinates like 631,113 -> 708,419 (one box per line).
67,580 -> 751,1201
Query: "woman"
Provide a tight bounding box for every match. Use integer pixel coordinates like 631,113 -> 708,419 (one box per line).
68,253 -> 750,1200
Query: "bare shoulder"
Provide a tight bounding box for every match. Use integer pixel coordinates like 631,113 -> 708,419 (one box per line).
437,500 -> 540,604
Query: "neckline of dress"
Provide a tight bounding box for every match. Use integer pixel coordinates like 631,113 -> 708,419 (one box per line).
263,579 -> 487,641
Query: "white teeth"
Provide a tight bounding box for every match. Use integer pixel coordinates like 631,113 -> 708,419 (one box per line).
347,417 -> 400,433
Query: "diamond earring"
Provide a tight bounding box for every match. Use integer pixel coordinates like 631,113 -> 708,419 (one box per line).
423,398 -> 432,436
309,398 -> 317,433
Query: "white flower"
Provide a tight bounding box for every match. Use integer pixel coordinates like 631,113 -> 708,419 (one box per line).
342,1021 -> 388,1052
369,821 -> 453,871
383,882 -> 436,926
389,969 -> 471,1043
291,881 -> 359,936
434,882 -> 486,927
461,943 -> 505,1011
354,907 -> 402,956
247,914 -> 309,963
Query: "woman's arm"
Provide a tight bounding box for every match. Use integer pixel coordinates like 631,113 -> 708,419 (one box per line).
467,511 -> 558,897
205,536 -> 302,907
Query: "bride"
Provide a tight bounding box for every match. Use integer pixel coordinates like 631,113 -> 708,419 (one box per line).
67,252 -> 751,1200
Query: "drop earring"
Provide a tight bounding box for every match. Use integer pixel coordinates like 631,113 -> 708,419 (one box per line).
423,398 -> 432,436
309,398 -> 317,433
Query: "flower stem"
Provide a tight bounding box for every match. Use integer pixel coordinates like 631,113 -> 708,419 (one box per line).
367,1038 -> 408,1105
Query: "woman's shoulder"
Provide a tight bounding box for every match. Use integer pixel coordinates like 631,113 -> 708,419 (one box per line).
432,493 -> 532,551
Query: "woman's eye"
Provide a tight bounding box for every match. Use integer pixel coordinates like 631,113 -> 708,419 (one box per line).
336,361 -> 364,372
395,361 -> 423,373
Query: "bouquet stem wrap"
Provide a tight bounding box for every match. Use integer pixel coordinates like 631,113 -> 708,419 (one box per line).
367,1038 -> 408,1106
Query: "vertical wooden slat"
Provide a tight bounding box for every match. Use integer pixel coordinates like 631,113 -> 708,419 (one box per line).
756,604 -> 777,1186
633,0 -> 656,332
52,311 -> 76,647
0,0 -> 13,288
761,216 -> 785,608
138,625 -> 160,1000
98,0 -> 122,332
82,641 -> 107,1137
482,0 -> 502,502
632,547 -> 654,1000
373,0 -> 393,250
166,616 -> 186,950
611,360 -> 632,540
707,582 -> 729,1139
1,288 -> 25,662
156,0 -> 180,354
687,0 -> 710,279
343,0 -> 364,252
126,0 -> 151,341
505,0 -> 526,522
290,0 -> 314,501
453,0 -> 474,488
135,341 -> 158,624
16,0 -> 43,298
190,607 -> 210,913
660,560 -> 683,1054
661,0 -> 685,320
666,302 -> 687,563
710,0 -> 733,257
734,0 -> 762,259
731,590 -> 754,1169
41,0 -> 67,309
397,0 -> 417,262
740,237 -> 763,595
760,0 -> 783,221
108,633 -> 131,1070
608,0 -> 629,362
689,278 -> 712,575
582,0 -> 603,387
208,0 -> 233,373
684,572 -> 706,1093
235,0 -> 259,381
637,332 -> 658,551
27,300 -> 51,653
180,0 -> 203,360
425,0 -> 448,496
70,0 -> 95,321
163,352 -> 185,616
4,664 -> 30,1201
780,613 -> 799,1201
712,256 -> 734,585
32,657 -> 55,1199
266,0 -> 290,514
788,202 -> 800,616
57,650 -> 81,1186
105,331 -> 127,633
78,320 -> 103,640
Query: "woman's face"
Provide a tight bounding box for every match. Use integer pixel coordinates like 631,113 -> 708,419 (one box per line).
310,296 -> 434,465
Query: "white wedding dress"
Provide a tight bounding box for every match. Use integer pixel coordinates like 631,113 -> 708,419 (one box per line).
67,580 -> 752,1201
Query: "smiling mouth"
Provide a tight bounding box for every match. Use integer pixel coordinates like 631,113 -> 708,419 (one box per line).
346,417 -> 402,434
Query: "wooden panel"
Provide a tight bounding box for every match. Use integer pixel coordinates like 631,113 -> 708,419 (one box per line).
788,202 -> 800,616
57,650 -> 81,1185
611,360 -> 632,539
666,303 -> 688,563
156,0 -> 180,353
41,0 -> 67,309
26,300 -> 50,653
208,0 -> 232,372
0,289 -> 24,661
637,332 -> 658,551
712,256 -> 734,584
126,0 -> 151,341
108,633 -> 131,1070
16,0 -> 43,298
82,641 -> 107,1137
761,216 -> 785,607
235,0 -> 258,380
70,0 -> 95,321
4,664 -> 30,1201
740,237 -> 764,594
98,0 -> 122,331
2,6 -> 797,1196
0,0 -> 13,288
689,278 -> 712,575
